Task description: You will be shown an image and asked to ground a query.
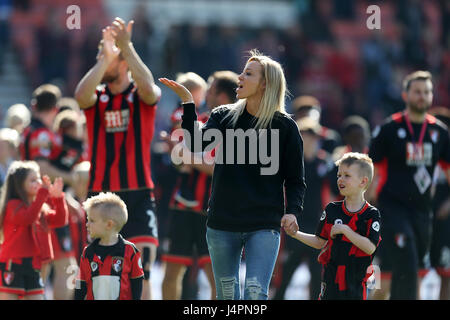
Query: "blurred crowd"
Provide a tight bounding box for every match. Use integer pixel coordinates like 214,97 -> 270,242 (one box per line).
162,0 -> 450,130
0,0 -> 448,130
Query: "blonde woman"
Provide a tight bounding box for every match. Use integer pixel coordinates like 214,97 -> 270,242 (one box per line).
159,50 -> 306,300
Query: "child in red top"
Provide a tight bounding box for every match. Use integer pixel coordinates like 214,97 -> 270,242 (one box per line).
0,161 -> 68,299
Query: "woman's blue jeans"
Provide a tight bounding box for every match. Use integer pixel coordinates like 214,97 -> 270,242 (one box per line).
206,227 -> 280,300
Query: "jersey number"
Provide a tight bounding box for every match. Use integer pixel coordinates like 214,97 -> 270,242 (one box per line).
146,209 -> 158,238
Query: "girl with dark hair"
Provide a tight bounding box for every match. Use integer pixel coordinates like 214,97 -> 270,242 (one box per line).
0,161 -> 68,299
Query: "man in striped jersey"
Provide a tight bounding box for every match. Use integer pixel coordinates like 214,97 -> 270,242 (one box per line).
74,17 -> 161,300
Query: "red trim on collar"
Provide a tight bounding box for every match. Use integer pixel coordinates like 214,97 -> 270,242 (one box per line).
425,114 -> 436,124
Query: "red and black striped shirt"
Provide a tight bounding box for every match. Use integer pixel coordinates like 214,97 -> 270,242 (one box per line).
20,118 -> 63,162
83,82 -> 158,192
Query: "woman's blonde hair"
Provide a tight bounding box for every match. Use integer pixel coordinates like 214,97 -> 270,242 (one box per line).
227,49 -> 288,129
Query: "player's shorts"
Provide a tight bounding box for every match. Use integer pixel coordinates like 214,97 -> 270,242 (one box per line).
430,214 -> 450,277
0,258 -> 44,296
161,209 -> 211,267
376,197 -> 432,275
51,225 -> 76,260
88,189 -> 159,247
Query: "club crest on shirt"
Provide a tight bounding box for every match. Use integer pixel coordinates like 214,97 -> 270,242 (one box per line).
112,257 -> 123,273
3,271 -> 14,285
320,211 -> 326,221
334,219 -> 343,225
127,93 -> 134,103
429,129 -> 439,144
91,262 -> 98,272
100,94 -> 109,103
372,221 -> 380,232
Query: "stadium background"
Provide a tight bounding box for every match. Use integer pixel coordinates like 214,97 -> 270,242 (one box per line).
0,0 -> 448,299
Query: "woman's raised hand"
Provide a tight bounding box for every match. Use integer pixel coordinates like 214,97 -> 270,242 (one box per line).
158,78 -> 194,104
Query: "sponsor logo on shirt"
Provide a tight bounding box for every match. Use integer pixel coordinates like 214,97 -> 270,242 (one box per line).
112,257 -> 123,273
104,110 -> 130,133
406,142 -> 432,166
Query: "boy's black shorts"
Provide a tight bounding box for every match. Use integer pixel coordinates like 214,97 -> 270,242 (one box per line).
88,189 -> 159,247
161,209 -> 211,267
376,198 -> 432,273
0,258 -> 44,296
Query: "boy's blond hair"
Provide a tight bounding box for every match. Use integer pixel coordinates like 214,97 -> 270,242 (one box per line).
335,152 -> 374,190
227,49 -> 289,130
83,192 -> 128,232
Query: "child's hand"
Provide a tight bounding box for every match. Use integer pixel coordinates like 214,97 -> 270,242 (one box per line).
284,228 -> 297,237
330,224 -> 349,239
41,175 -> 52,189
281,214 -> 299,236
49,177 -> 64,198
